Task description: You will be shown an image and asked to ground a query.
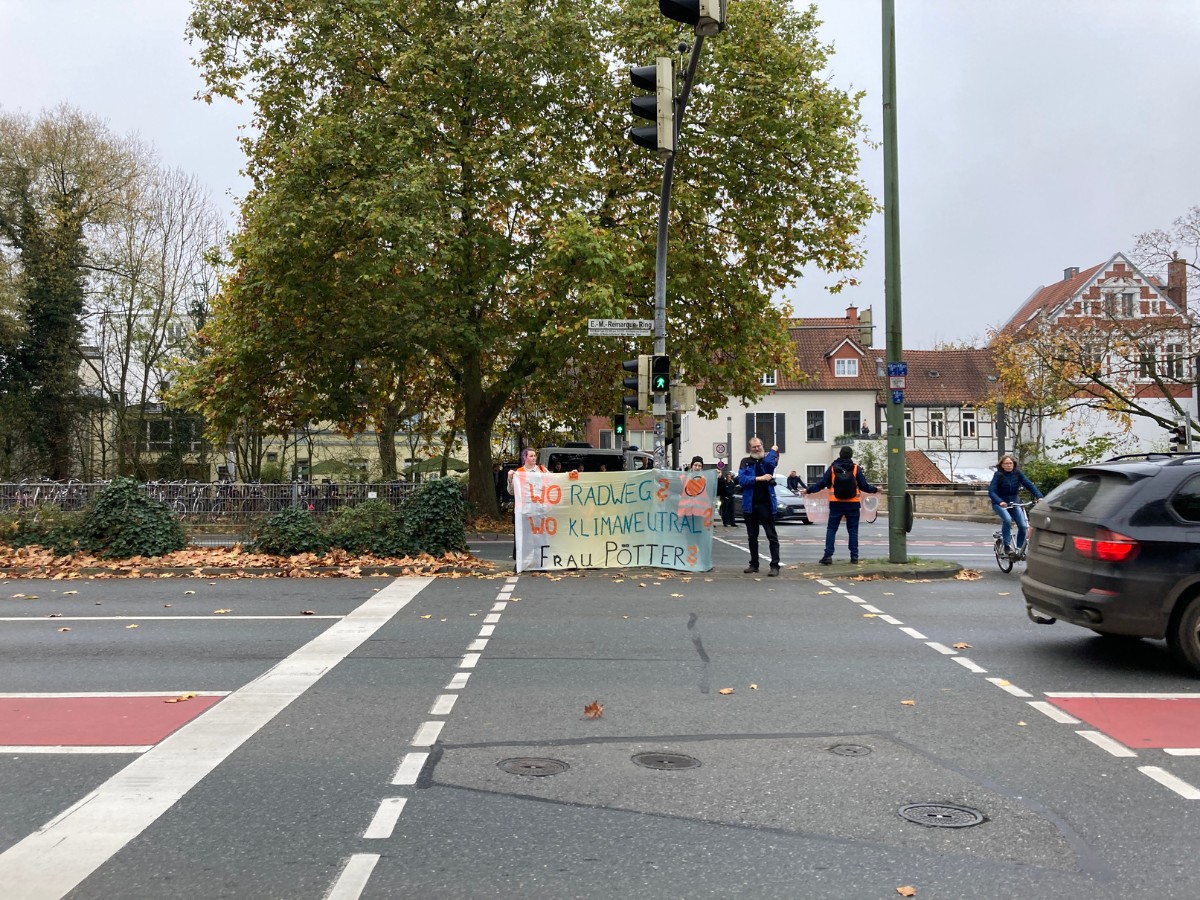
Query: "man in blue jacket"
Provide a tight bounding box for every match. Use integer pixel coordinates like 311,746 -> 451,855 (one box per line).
808,446 -> 879,565
737,437 -> 781,576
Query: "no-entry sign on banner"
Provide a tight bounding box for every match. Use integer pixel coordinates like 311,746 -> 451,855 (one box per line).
511,468 -> 716,573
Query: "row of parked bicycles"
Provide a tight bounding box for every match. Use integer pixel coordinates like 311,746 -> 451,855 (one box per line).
0,478 -> 419,522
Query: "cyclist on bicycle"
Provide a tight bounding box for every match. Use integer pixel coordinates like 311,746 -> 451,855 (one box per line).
988,453 -> 1043,557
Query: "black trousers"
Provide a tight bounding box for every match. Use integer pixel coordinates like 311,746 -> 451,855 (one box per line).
745,503 -> 780,569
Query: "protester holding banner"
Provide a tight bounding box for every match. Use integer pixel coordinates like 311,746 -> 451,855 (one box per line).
737,437 -> 781,576
807,445 -> 878,565
507,447 -> 545,565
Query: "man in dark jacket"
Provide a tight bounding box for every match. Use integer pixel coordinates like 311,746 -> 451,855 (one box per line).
807,446 -> 878,565
737,437 -> 780,575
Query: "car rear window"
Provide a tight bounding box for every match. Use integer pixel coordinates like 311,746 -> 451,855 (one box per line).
1043,472 -> 1138,516
1170,474 -> 1200,523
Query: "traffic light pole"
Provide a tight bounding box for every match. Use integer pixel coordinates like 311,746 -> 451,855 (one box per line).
652,38 -> 706,464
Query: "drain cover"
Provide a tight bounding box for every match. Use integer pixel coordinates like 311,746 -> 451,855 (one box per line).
898,803 -> 984,828
828,744 -> 872,757
497,757 -> 569,777
631,752 -> 701,770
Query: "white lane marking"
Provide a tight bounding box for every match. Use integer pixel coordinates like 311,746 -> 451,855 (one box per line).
987,678 -> 1033,698
0,745 -> 151,754
490,603 -> 506,612
1044,692 -> 1200,699
478,625 -> 496,637
878,615 -> 903,625
953,657 -> 987,674
859,604 -> 883,614
484,613 -> 502,623
391,752 -> 429,785
816,579 -> 835,586
324,853 -> 380,900
0,691 -> 231,698
505,577 -> 519,584
1164,748 -> 1200,756
446,672 -> 471,690
1138,766 -> 1200,800
899,627 -> 927,640
1028,701 -> 1081,724
843,595 -> 862,602
1077,730 -> 1137,757
0,616 -> 341,622
466,639 -> 488,652
0,577 -> 431,899
459,653 -> 481,669
429,695 -> 457,716
411,721 -> 444,747
830,587 -> 849,594
926,642 -> 957,655
362,798 -> 408,840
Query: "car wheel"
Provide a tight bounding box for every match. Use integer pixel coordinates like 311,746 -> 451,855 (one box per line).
1167,594 -> 1200,673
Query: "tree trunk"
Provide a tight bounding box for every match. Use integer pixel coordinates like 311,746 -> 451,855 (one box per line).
376,403 -> 398,481
460,354 -> 505,519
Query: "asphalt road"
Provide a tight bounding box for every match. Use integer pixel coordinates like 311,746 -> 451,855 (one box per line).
2,517 -> 1199,899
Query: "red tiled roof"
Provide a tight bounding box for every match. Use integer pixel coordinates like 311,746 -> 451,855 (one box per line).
906,450 -> 951,484
895,349 -> 998,406
997,260 -> 1105,337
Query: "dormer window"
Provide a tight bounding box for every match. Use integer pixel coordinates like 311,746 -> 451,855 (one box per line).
834,358 -> 858,377
761,371 -> 777,387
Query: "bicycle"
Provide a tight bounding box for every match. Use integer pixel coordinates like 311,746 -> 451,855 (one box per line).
993,500 -> 1037,573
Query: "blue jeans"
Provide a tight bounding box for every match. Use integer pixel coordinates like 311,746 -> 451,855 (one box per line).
824,503 -> 862,560
992,502 -> 1029,549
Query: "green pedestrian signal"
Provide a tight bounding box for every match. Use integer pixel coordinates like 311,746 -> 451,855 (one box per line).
651,355 -> 670,394
614,414 -> 627,436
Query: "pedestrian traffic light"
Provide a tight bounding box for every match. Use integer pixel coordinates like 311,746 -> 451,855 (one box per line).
659,0 -> 727,34
622,355 -> 650,411
629,57 -> 674,154
651,354 -> 670,394
613,413 -> 626,438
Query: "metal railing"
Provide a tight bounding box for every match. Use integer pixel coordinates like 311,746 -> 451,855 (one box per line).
0,480 -> 421,523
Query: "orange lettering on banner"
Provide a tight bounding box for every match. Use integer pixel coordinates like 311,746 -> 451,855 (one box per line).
702,508 -> 713,527
530,516 -> 557,535
656,478 -> 670,502
686,545 -> 698,566
527,483 -> 562,504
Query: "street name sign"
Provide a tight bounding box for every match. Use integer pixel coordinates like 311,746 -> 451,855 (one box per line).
588,318 -> 654,336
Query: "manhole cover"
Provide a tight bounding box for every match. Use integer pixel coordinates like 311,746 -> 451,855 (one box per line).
631,752 -> 701,770
497,757 -> 569,777
828,744 -> 872,757
898,803 -> 984,828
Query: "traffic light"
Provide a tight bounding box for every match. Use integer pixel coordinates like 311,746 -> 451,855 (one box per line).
659,0 -> 727,34
651,354 -> 671,394
622,355 -> 650,411
1170,424 -> 1188,451
629,57 -> 674,154
613,413 -> 626,438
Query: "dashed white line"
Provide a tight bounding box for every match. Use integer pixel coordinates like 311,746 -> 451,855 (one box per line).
952,657 -> 987,674
1028,701 -> 1081,723
466,639 -> 489,651
1164,748 -> 1200,756
986,678 -> 1032,698
830,587 -> 849,594
843,595 -> 863,603
411,721 -> 444,747
459,653 -> 481,668
445,672 -> 471,690
478,624 -> 496,636
429,695 -> 457,716
859,604 -> 883,614
324,853 -> 380,900
1077,730 -> 1137,758
899,627 -> 927,640
484,613 -> 502,624
391,752 -> 430,785
925,642 -> 957,655
362,798 -> 408,839
1138,766 -> 1200,799
490,603 -> 506,613
878,614 -> 903,625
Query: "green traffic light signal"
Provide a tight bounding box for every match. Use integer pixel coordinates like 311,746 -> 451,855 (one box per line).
651,354 -> 670,394
614,414 -> 626,436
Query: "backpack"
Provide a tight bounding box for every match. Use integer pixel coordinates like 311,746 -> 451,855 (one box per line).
832,464 -> 858,500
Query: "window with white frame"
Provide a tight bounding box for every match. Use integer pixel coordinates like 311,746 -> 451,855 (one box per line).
1166,343 -> 1186,380
834,358 -> 859,377
929,409 -> 945,438
904,410 -> 913,439
806,410 -> 824,442
961,409 -> 977,438
1121,292 -> 1135,317
746,412 -> 785,450
761,371 -> 777,387
1138,343 -> 1156,379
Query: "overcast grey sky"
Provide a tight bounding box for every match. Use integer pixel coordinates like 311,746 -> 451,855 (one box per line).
2,1 -> 1198,348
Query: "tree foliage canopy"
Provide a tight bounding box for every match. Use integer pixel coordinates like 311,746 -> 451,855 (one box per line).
179,0 -> 875,513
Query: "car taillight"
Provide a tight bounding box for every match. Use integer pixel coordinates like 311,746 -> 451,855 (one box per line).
1072,527 -> 1140,562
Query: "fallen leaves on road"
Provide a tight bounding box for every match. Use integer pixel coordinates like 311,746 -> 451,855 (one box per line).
897,887 -> 917,897
718,687 -> 735,695
165,692 -> 197,703
125,624 -> 138,629
952,642 -> 972,649
301,610 -> 315,615
955,569 -> 982,581
63,590 -> 78,595
863,613 -> 877,618
750,683 -> 759,690
57,627 -> 71,632
584,701 -> 604,719
212,608 -> 231,614
900,699 -> 916,706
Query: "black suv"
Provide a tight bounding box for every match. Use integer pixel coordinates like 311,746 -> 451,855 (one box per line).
1021,452 -> 1200,671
